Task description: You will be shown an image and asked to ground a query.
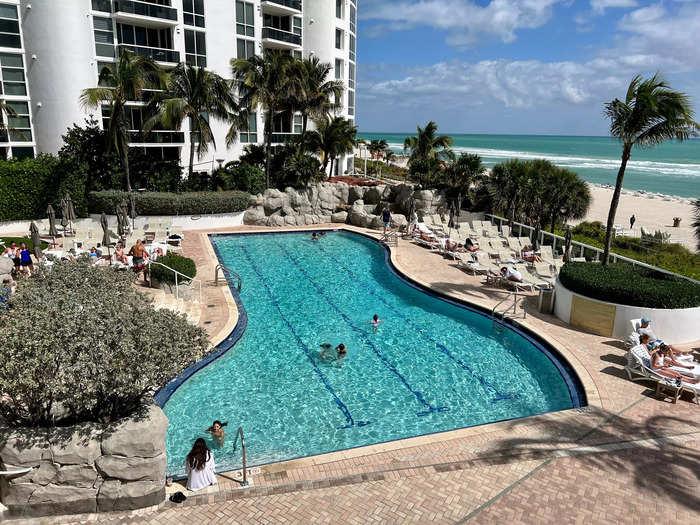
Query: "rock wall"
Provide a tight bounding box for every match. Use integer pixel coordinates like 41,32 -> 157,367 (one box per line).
0,403 -> 168,519
243,182 -> 447,230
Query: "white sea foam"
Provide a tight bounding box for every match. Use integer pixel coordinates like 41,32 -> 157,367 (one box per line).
385,143 -> 700,178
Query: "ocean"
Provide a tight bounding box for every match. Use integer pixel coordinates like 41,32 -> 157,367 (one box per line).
357,133 -> 700,199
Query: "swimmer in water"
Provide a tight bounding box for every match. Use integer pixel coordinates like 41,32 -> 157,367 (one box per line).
311,232 -> 319,241
205,420 -> 227,448
370,314 -> 384,331
335,343 -> 347,359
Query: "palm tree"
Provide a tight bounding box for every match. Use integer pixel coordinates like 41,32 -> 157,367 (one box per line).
368,139 -> 388,160
145,63 -> 241,180
443,153 -> 486,202
384,150 -> 396,165
80,51 -> 165,192
693,199 -> 700,252
487,159 -> 529,222
403,121 -> 453,164
602,73 -> 699,264
540,167 -> 591,233
308,115 -> 358,179
232,52 -> 297,188
292,56 -> 344,139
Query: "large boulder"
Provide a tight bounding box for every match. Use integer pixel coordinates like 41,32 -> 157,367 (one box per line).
242,206 -> 266,226
348,185 -> 367,204
95,454 -> 166,483
267,215 -> 285,227
363,185 -> 386,204
286,187 -> 313,215
101,403 -> 167,459
331,211 -> 348,223
97,479 -> 164,512
369,215 -> 385,230
55,465 -> 98,488
0,256 -> 13,280
414,189 -> 447,216
262,189 -> 289,215
391,214 -> 408,230
28,484 -> 98,516
49,425 -> 102,465
348,201 -> 372,228
392,184 -> 415,214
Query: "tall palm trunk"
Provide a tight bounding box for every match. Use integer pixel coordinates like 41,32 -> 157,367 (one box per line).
602,144 -> 631,265
188,131 -> 196,181
321,151 -> 330,175
123,148 -> 132,193
264,107 -> 274,189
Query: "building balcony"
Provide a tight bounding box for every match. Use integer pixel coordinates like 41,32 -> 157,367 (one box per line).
270,133 -> 300,144
261,0 -> 302,16
128,130 -> 185,145
113,0 -> 178,27
262,27 -> 301,49
118,44 -> 179,64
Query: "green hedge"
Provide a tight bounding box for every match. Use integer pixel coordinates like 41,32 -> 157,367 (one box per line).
88,190 -> 252,216
559,262 -> 700,309
0,155 -> 60,221
1,237 -> 49,251
150,253 -> 196,285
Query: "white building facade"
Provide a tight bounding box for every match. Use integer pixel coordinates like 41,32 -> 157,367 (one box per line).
18,0 -> 357,173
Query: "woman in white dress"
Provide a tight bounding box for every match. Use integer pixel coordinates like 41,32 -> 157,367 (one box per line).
185,438 -> 217,491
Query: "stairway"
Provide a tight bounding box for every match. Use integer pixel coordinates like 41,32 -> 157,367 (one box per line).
151,289 -> 203,327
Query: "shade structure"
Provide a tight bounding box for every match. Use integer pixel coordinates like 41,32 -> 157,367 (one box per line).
101,212 -> 114,261
116,203 -> 128,237
62,194 -> 76,234
60,197 -> 69,229
47,204 -> 58,237
563,227 -> 572,263
30,222 -> 42,260
530,222 -> 541,251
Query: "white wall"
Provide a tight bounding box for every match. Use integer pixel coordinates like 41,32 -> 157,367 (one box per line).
554,279 -> 700,344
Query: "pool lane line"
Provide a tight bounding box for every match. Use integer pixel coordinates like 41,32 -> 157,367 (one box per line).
277,242 -> 448,417
239,245 -> 370,429
313,241 -> 519,403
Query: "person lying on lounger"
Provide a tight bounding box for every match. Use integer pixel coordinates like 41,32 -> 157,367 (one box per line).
521,246 -> 543,263
464,238 -> 479,252
637,317 -> 693,358
651,345 -> 700,384
500,266 -> 523,283
445,239 -> 465,252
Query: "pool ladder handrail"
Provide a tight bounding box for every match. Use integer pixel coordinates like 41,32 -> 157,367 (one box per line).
232,426 -> 248,487
215,264 -> 242,291
491,291 -> 526,322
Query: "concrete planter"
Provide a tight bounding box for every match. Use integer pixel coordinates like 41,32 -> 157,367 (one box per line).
554,279 -> 700,343
0,403 -> 168,519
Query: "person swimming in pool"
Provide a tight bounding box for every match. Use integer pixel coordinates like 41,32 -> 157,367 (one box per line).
320,343 -> 347,360
311,232 -> 319,241
335,343 -> 347,359
370,314 -> 384,331
205,420 -> 227,448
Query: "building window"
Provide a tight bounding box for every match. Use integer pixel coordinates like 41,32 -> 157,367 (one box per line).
236,1 -> 254,37
93,17 -> 115,58
272,114 -> 291,133
97,61 -> 115,87
349,34 -> 356,61
336,0 -> 343,19
348,90 -> 354,116
0,3 -> 19,49
292,50 -> 301,59
263,14 -> 290,32
240,113 -> 257,143
335,59 -> 343,80
335,29 -> 343,49
348,61 -> 355,89
293,114 -> 302,134
185,30 -> 207,67
183,0 -> 205,28
237,38 -> 255,59
117,23 -> 173,49
346,156 -> 354,173
6,101 -> 32,142
350,4 -> 356,33
293,16 -> 301,37
0,53 -> 26,96
11,146 -> 34,159
91,0 -> 111,13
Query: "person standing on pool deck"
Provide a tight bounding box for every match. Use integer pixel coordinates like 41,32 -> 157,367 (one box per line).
382,206 -> 391,234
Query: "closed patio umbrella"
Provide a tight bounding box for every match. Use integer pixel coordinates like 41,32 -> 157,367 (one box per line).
30,222 -> 43,261
530,221 -> 541,251
448,202 -> 455,230
100,212 -> 113,261
563,226 -> 572,263
62,194 -> 76,235
129,193 -> 137,229
60,197 -> 69,231
47,204 -> 58,239
116,204 -> 128,238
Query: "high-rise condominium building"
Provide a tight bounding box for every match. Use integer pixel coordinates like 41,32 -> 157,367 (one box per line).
16,0 -> 357,173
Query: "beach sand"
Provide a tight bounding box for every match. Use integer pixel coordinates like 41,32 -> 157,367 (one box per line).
573,184 -> 697,252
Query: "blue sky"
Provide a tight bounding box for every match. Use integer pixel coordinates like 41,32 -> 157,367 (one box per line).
356,0 -> 700,135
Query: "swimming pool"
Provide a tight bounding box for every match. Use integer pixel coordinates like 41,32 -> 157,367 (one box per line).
161,231 -> 584,478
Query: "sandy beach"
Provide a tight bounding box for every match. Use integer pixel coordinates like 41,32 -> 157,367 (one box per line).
573,184 -> 697,251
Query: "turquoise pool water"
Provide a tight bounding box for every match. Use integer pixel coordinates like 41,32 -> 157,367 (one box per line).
162,231 -> 583,478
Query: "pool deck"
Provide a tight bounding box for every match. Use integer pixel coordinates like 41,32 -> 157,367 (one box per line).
25,225 -> 699,524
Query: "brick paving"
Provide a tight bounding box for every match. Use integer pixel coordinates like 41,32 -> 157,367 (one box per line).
15,225 -> 698,525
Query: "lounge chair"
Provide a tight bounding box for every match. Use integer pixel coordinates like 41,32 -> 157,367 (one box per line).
625,345 -> 700,404
500,225 -> 511,238
538,245 -> 557,265
474,251 -> 502,284
533,262 -> 556,284
456,252 -> 488,275
517,237 -> 531,248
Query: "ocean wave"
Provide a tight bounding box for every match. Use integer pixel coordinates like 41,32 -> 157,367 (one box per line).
386,143 -> 700,178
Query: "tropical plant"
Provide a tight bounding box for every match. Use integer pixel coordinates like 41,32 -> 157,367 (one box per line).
0,259 -> 209,426
539,165 -> 591,232
239,143 -> 266,169
602,73 -> 699,264
150,253 -> 197,285
308,115 -> 358,178
693,199 -> 700,252
403,121 -> 453,164
281,150 -> 323,187
442,153 -> 486,201
409,157 -> 443,188
384,150 -> 396,165
486,159 -> 529,221
232,52 -> 297,188
146,63 -> 241,181
79,51 -> 165,192
292,56 -> 343,140
368,139 -> 388,160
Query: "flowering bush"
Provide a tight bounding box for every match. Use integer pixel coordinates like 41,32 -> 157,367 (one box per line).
0,259 -> 210,427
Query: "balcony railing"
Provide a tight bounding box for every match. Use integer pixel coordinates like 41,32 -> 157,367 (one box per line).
118,44 -> 180,63
271,133 -> 300,143
262,27 -> 301,46
114,0 -> 178,21
128,130 -> 185,144
263,0 -> 302,11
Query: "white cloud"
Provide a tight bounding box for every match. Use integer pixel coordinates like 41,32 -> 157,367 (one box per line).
590,0 -> 638,14
360,0 -> 562,48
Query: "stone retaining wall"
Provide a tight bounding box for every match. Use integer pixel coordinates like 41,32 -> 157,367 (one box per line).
0,403 -> 168,519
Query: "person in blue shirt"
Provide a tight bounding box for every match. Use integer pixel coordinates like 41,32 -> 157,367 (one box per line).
381,206 -> 392,234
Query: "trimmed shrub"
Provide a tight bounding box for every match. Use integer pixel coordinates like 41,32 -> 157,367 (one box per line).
559,262 -> 700,309
89,190 -> 252,216
150,253 -> 196,285
0,259 -> 210,426
0,155 -> 60,221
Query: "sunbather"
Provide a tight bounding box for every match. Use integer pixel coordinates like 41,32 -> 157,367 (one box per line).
521,246 -> 543,263
500,266 -> 523,283
114,242 -> 128,265
445,239 -> 465,252
637,317 -> 689,356
464,238 -> 479,252
651,346 -> 700,384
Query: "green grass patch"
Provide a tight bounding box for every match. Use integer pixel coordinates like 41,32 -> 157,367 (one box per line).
1,237 -> 49,251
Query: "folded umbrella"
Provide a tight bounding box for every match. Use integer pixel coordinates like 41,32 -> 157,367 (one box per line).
47,204 -> 58,238
30,222 -> 43,260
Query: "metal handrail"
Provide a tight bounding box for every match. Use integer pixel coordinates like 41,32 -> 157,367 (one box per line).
148,260 -> 203,302
215,264 -> 242,291
491,291 -> 525,321
232,426 -> 248,487
484,213 -> 700,284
